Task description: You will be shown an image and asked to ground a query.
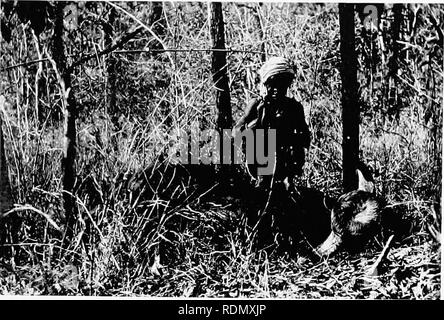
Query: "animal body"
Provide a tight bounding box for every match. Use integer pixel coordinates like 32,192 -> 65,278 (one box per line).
317,168 -> 385,256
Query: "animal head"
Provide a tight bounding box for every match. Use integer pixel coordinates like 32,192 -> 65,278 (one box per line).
317,166 -> 381,257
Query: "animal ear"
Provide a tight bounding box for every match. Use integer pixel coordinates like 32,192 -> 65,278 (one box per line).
323,195 -> 336,211
357,168 -> 375,193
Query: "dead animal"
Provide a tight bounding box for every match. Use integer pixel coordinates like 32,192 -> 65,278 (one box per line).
316,168 -> 386,256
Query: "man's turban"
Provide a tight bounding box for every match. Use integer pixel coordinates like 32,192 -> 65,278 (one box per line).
259,57 -> 295,85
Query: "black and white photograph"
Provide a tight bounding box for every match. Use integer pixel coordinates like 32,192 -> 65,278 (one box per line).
0,1 -> 442,300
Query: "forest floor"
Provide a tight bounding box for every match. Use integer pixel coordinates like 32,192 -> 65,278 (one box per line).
0,200 -> 440,299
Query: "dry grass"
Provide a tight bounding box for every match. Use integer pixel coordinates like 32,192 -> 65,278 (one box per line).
0,2 -> 441,298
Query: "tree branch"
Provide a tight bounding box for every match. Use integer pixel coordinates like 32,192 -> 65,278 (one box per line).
67,26 -> 144,72
0,48 -> 266,72
0,58 -> 49,72
428,8 -> 443,47
113,48 -> 265,54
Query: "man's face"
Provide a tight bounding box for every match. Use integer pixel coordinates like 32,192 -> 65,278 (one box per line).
264,74 -> 293,100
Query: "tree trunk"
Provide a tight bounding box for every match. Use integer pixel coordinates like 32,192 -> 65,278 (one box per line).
104,7 -> 118,126
210,2 -> 232,181
339,4 -> 359,192
389,4 -> 403,77
388,4 -> 403,112
253,3 -> 266,63
149,1 -> 165,54
210,2 -> 232,132
53,2 -> 78,246
0,108 -> 17,259
0,110 -> 13,218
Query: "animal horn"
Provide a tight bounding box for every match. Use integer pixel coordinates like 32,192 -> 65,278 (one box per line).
357,168 -> 375,193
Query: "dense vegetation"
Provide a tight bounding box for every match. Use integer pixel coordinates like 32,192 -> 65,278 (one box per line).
0,2 -> 441,298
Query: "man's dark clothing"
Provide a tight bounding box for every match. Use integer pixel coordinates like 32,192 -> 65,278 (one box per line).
234,96 -> 310,180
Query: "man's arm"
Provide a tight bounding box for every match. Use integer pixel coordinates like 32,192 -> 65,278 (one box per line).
232,98 -> 260,138
293,100 -> 311,149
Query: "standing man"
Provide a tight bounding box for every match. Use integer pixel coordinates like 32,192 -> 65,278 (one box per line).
233,56 -> 310,192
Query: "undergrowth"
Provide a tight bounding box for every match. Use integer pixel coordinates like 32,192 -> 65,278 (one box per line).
0,2 -> 441,298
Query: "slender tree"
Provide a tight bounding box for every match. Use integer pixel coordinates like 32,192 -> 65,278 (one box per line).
0,104 -> 15,258
388,4 -> 403,112
389,4 -> 403,76
210,2 -> 232,132
52,2 -> 78,245
149,1 -> 165,54
104,7 -> 118,125
339,4 -> 359,192
0,106 -> 13,218
253,3 -> 266,63
209,2 -> 232,181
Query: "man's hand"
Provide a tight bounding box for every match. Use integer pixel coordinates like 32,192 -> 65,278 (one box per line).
283,176 -> 291,191
232,126 -> 242,139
